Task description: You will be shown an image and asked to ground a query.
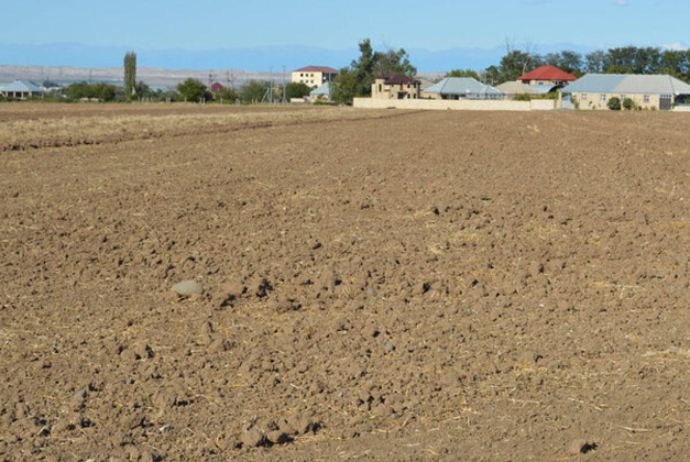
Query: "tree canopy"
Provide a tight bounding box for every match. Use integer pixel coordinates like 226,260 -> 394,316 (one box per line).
177,79 -> 211,102
285,82 -> 311,100
64,82 -> 118,101
331,39 -> 417,103
444,69 -> 481,80
486,45 -> 690,85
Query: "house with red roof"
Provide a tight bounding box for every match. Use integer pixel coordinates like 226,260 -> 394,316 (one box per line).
210,82 -> 226,93
517,65 -> 577,88
291,66 -> 339,88
372,73 -> 420,100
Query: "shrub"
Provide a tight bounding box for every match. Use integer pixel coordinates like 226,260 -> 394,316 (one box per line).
64,82 -> 118,102
513,93 -> 531,101
177,78 -> 211,102
607,97 -> 621,110
622,98 -> 636,111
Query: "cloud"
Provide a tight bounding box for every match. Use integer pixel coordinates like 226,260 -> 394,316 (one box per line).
661,42 -> 687,51
615,0 -> 628,6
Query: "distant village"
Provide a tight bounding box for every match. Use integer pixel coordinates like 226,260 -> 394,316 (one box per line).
2,44 -> 690,111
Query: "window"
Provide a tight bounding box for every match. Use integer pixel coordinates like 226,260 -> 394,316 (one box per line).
644,95 -> 650,103
621,95 -> 626,101
600,94 -> 606,102
582,93 -> 587,101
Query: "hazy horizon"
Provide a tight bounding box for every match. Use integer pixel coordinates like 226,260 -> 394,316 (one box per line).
1,0 -> 688,73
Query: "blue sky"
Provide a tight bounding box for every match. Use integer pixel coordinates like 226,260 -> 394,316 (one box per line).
0,0 -> 687,70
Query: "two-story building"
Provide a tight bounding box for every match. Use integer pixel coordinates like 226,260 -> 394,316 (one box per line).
371,73 -> 420,100
291,66 -> 339,88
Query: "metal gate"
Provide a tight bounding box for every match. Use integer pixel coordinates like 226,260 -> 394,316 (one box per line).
660,95 -> 672,111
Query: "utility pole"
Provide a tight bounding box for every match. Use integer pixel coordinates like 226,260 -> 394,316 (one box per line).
282,65 -> 286,104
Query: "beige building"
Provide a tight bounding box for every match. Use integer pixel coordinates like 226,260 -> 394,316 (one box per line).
291,66 -> 338,88
563,74 -> 690,110
0,80 -> 44,99
371,73 -> 420,100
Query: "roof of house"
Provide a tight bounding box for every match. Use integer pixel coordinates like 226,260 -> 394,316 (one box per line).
530,84 -> 559,94
424,77 -> 502,96
0,80 -> 43,93
380,73 -> 420,85
518,66 -> 577,82
562,74 -> 690,95
293,66 -> 339,74
211,82 -> 226,91
495,81 -> 543,95
417,78 -> 436,90
310,81 -> 331,96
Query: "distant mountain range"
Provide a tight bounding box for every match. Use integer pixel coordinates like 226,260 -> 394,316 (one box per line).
0,42 -> 605,79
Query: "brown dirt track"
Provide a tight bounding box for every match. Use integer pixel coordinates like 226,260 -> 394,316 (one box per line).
2,104 -> 690,461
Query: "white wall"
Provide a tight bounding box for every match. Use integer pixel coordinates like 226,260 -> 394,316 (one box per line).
353,98 -> 533,111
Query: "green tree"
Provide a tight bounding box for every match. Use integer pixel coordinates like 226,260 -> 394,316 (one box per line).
239,80 -> 270,103
285,82 -> 311,100
585,51 -> 606,73
374,48 -> 416,77
557,50 -> 584,74
177,78 -> 210,102
330,68 -> 360,104
64,82 -> 91,100
217,87 -> 239,102
660,50 -> 689,78
91,82 -> 117,101
134,81 -> 152,99
64,82 -> 117,101
330,38 -> 418,103
124,51 -> 137,101
607,96 -> 621,110
482,65 -> 501,85
444,69 -> 480,80
499,50 -> 542,83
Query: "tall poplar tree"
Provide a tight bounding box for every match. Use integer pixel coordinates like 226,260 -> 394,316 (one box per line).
124,51 -> 137,100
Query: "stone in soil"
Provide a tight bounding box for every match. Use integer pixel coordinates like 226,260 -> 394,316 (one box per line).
242,428 -> 266,448
171,280 -> 204,297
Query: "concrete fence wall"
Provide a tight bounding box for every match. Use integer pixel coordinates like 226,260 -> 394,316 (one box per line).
353,98 -> 533,111
530,99 -> 557,111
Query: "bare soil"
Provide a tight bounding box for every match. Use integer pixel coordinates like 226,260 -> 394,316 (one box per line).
2,105 -> 690,461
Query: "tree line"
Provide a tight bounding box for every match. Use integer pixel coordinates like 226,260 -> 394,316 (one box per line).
481,45 -> 690,85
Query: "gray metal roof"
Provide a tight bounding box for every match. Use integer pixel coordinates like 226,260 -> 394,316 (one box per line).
495,81 -> 542,95
424,77 -> 502,96
562,74 -> 690,95
310,81 -> 330,96
0,80 -> 43,93
530,84 -> 558,94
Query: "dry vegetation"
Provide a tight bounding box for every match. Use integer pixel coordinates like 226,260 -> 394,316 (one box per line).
0,104 -> 396,152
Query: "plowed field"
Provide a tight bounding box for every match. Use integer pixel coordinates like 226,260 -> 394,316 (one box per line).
2,104 -> 690,461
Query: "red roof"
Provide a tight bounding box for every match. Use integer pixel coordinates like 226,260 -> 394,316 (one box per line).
210,82 -> 225,92
293,65 -> 339,74
518,65 -> 577,82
